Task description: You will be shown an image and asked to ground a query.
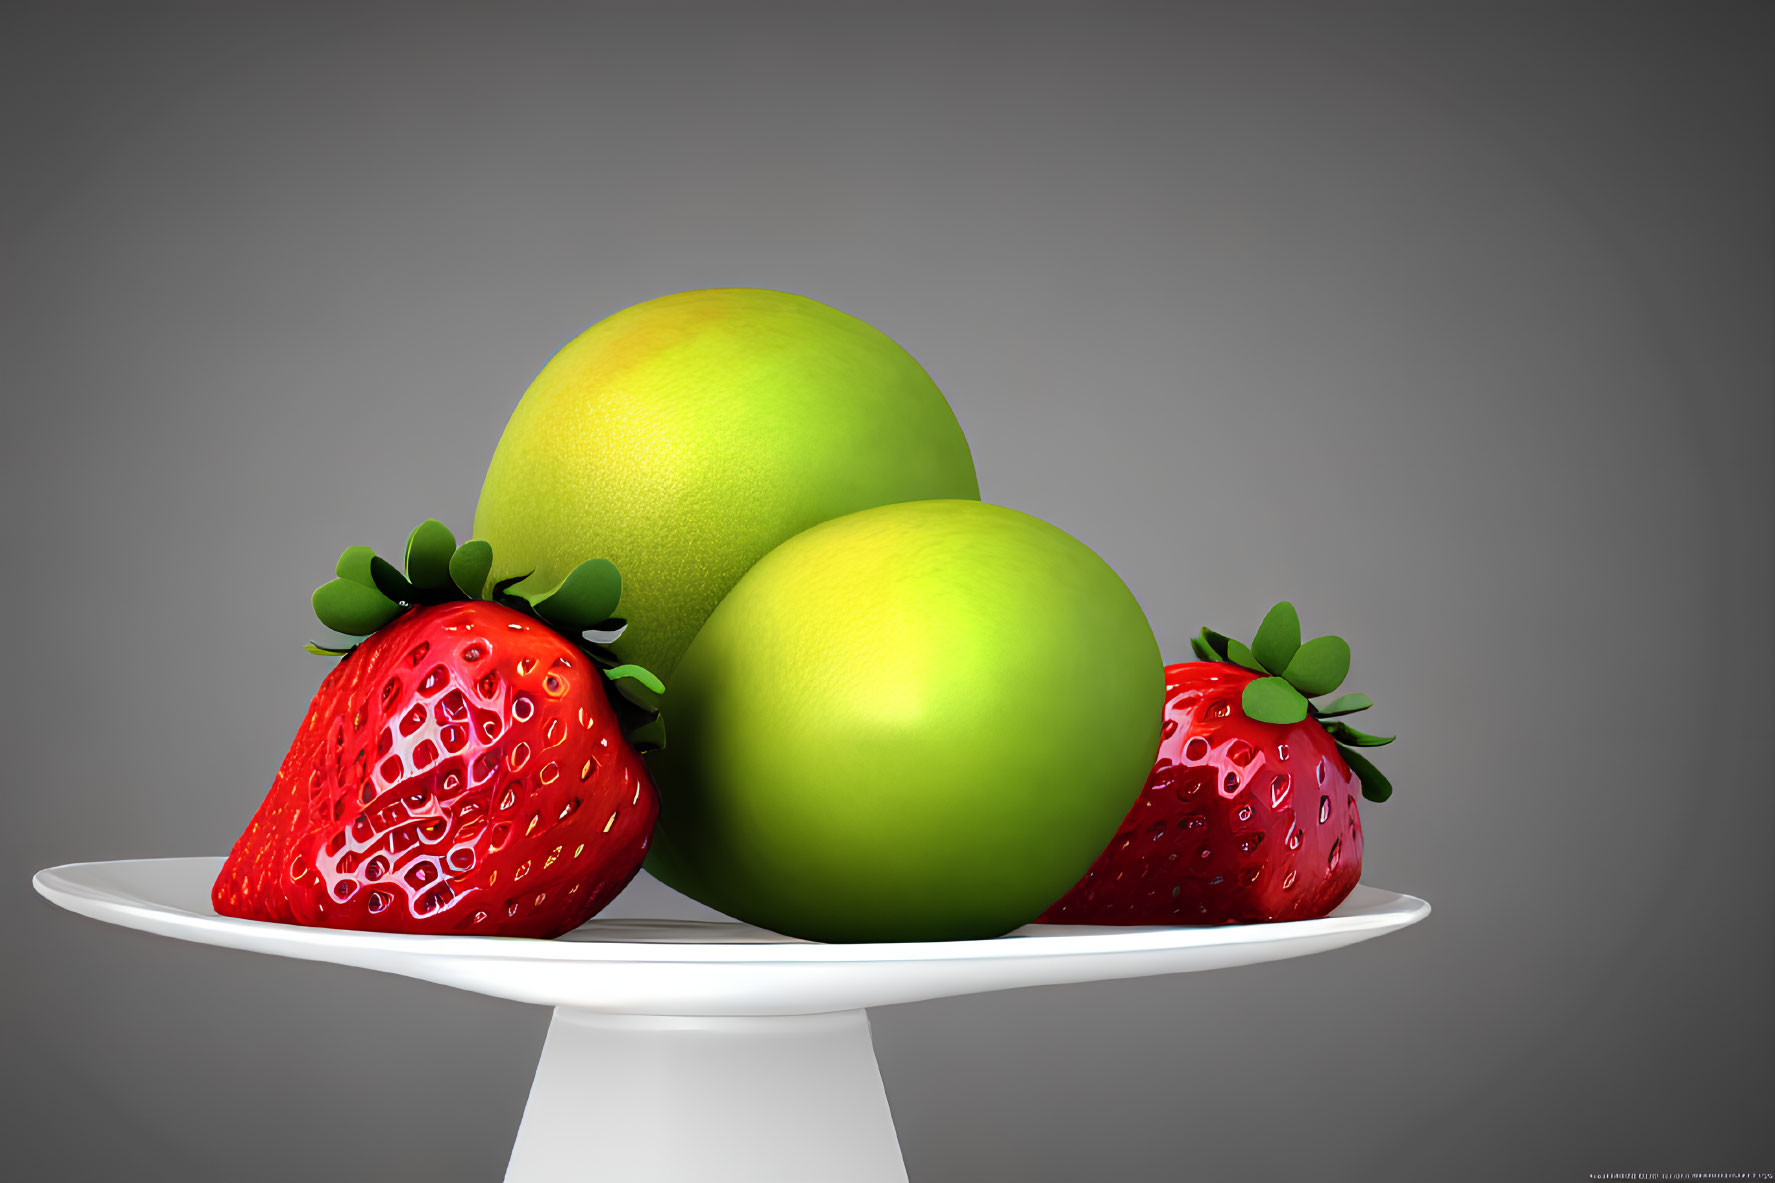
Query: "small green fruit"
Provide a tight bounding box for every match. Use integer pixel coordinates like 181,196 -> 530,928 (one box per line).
473,289 -> 979,690
647,500 -> 1164,942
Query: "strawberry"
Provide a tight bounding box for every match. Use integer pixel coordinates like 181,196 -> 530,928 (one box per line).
212,520 -> 666,938
1039,602 -> 1394,926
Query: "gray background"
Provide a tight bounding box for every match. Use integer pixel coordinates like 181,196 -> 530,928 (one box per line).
4,2 -> 1770,1180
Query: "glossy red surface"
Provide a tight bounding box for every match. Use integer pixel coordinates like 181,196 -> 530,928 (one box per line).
1039,662 -> 1362,925
213,600 -> 657,937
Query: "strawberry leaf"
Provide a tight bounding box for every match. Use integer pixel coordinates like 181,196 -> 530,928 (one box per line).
1188,636 -> 1218,662
370,559 -> 415,604
491,570 -> 535,598
1323,720 -> 1394,747
313,578 -> 403,636
334,545 -> 376,586
1251,601 -> 1301,675
1315,692 -> 1373,717
303,642 -> 355,657
405,519 -> 458,591
605,664 -> 665,712
1281,635 -> 1350,697
1199,627 -> 1233,660
1242,676 -> 1309,724
525,558 -> 622,631
603,663 -> 664,695
1224,638 -> 1265,672
624,714 -> 667,753
334,545 -> 414,603
448,540 -> 494,600
1338,744 -> 1393,803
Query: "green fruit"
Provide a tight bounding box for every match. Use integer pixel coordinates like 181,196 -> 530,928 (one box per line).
647,500 -> 1164,942
473,288 -> 979,690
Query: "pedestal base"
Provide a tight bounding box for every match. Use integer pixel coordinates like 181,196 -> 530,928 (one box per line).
34,859 -> 1428,1181
507,1009 -> 906,1183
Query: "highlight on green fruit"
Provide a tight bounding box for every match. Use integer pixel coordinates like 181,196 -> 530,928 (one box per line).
472,288 -> 981,707
1191,602 -> 1395,803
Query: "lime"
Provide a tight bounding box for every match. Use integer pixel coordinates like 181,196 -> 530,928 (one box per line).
473,288 -> 979,689
648,500 -> 1164,942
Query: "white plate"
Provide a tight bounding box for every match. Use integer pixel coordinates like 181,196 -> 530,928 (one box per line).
36,856 -> 1430,1181
34,855 -> 1429,1016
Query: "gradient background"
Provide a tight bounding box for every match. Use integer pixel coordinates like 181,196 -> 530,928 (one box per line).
4,3 -> 1770,1180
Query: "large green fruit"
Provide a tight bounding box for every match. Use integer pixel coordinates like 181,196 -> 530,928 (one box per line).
647,500 -> 1165,942
473,288 -> 979,689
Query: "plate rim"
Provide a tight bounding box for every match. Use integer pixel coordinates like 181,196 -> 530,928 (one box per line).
34,855 -> 1431,967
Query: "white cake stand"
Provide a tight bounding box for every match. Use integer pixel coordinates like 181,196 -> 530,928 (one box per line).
34,857 -> 1427,1182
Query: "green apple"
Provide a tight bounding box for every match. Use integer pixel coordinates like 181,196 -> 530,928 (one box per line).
647,500 -> 1165,942
473,288 -> 979,689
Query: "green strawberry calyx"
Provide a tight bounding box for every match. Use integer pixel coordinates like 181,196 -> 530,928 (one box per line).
305,518 -> 666,752
1189,601 -> 1394,804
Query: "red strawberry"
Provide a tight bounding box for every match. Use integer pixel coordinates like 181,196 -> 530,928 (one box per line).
1040,603 -> 1394,926
213,520 -> 666,938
